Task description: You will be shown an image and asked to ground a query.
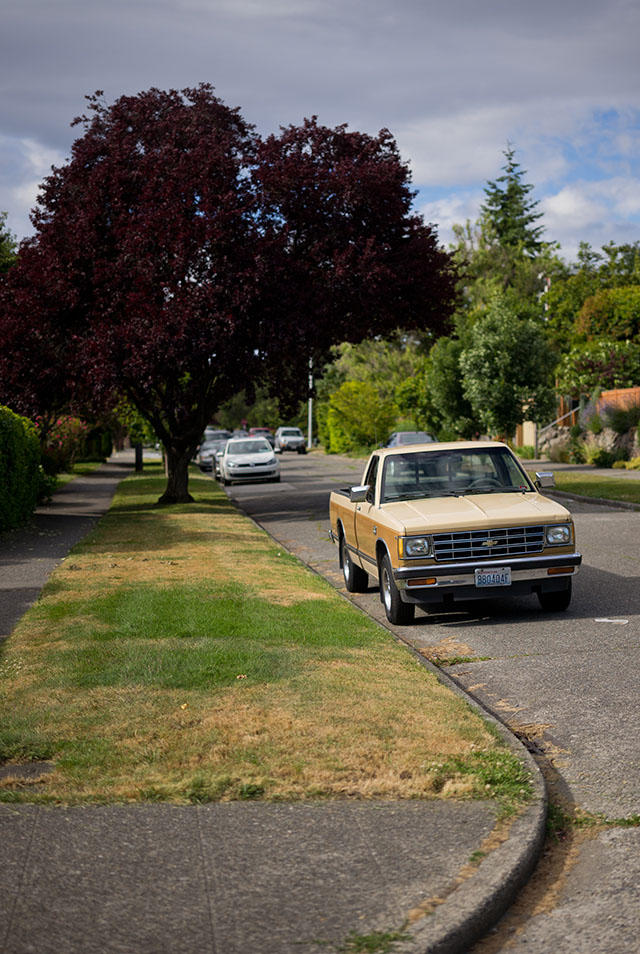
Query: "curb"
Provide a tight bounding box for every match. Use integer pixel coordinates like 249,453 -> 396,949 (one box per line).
391,642 -> 547,954
229,488 -> 549,954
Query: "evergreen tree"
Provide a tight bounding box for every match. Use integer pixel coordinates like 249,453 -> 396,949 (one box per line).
480,144 -> 544,255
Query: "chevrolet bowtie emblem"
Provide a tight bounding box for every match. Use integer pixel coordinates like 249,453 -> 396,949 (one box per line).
482,539 -> 498,547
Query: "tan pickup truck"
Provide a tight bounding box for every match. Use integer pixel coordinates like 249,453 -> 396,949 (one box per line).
329,441 -> 581,625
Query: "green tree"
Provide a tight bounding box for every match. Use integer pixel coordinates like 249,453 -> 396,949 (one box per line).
0,213 -> 17,275
544,241 -> 640,353
460,296 -> 556,438
422,337 -> 477,438
325,381 -> 396,453
480,144 -> 544,255
315,333 -> 430,449
557,340 -> 640,396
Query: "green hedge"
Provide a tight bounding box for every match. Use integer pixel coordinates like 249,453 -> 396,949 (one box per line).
0,406 -> 45,532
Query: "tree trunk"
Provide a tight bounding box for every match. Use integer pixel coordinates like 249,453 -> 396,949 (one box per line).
157,444 -> 195,504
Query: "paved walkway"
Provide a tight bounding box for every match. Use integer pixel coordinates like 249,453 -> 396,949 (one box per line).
0,453 -> 546,954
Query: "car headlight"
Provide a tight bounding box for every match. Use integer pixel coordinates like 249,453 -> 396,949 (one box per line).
265,457 -> 276,465
399,535 -> 433,559
227,461 -> 239,468
545,524 -> 572,545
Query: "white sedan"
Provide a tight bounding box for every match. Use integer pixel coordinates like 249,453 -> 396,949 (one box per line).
219,438 -> 280,485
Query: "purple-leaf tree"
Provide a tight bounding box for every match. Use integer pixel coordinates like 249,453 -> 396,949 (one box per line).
0,86 -> 457,503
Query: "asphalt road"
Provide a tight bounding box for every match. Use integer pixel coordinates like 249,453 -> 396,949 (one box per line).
221,451 -> 640,954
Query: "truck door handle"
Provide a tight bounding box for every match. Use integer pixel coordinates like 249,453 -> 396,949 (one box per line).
373,526 -> 377,535
356,505 -> 361,511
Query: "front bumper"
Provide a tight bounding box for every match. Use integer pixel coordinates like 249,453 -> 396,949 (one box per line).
394,552 -> 582,604
225,467 -> 278,482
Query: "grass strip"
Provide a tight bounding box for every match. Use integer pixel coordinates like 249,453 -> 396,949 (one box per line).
548,472 -> 640,506
0,464 -> 530,810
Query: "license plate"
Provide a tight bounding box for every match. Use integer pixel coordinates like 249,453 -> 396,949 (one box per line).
475,567 -> 511,588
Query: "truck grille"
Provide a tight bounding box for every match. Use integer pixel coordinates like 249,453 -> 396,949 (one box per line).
432,525 -> 545,562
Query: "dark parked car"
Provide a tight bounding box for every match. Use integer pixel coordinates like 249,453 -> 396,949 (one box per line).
382,431 -> 436,448
197,439 -> 227,471
249,427 -> 275,447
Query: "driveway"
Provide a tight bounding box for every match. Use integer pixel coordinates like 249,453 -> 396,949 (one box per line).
224,451 -> 640,953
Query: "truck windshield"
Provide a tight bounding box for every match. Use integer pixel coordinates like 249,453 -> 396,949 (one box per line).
380,448 -> 533,503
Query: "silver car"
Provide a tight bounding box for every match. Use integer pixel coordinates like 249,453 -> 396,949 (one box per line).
220,438 -> 280,485
274,426 -> 307,454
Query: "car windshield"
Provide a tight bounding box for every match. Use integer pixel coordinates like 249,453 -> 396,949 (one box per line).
281,429 -> 302,436
227,440 -> 272,455
380,448 -> 533,503
397,432 -> 434,444
201,440 -> 225,452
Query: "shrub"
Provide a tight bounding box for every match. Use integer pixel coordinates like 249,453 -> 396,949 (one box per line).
38,416 -> 91,474
612,459 -> 627,469
568,438 -> 587,464
586,448 -> 615,468
625,456 -> 640,470
585,447 -> 627,468
602,402 -> 640,435
586,411 -> 603,435
514,445 -> 535,459
0,406 -> 42,531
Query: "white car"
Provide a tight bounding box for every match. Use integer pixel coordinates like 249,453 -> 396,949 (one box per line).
220,438 -> 280,485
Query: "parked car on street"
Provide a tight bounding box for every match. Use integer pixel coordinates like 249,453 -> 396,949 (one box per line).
274,426 -> 306,454
249,427 -> 275,447
382,431 -> 436,448
219,437 -> 280,485
197,439 -> 228,471
202,428 -> 232,443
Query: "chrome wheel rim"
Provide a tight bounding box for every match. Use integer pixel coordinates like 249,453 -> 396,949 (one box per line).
382,567 -> 392,611
342,543 -> 350,583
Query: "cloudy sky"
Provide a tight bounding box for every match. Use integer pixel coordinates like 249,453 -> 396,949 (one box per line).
2,0 -> 640,261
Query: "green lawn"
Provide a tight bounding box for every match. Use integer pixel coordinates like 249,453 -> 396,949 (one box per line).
0,464 -> 530,810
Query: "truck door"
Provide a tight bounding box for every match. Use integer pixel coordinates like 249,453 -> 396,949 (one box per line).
354,454 -> 380,574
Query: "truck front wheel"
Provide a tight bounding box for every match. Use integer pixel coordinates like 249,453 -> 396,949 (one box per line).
341,536 -> 368,593
380,554 -> 415,625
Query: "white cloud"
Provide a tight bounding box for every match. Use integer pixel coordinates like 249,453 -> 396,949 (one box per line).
0,136 -> 66,241
542,178 -> 640,260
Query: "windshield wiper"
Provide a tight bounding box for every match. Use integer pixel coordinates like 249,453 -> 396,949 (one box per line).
464,485 -> 528,495
383,490 -> 461,502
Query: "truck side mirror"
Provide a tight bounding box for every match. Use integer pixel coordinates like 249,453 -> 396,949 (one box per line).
350,485 -> 369,503
535,471 -> 555,490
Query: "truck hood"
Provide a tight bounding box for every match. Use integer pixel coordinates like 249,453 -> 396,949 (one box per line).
383,492 -> 572,533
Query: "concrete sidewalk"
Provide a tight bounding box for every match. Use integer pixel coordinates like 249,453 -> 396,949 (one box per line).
0,454 -> 546,954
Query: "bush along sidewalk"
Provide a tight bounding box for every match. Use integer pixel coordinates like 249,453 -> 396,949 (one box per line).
0,405 -> 52,532
0,464 -> 532,812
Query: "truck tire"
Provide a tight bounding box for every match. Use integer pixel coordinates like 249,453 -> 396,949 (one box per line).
340,535 -> 368,593
538,580 -> 572,612
380,553 -> 415,625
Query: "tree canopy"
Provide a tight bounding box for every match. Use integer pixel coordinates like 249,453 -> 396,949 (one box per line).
0,85 -> 457,502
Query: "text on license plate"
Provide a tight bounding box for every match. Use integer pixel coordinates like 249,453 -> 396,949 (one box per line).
475,567 -> 511,588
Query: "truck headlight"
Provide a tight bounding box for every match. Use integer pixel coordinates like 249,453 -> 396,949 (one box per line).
399,536 -> 433,559
545,524 -> 572,545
